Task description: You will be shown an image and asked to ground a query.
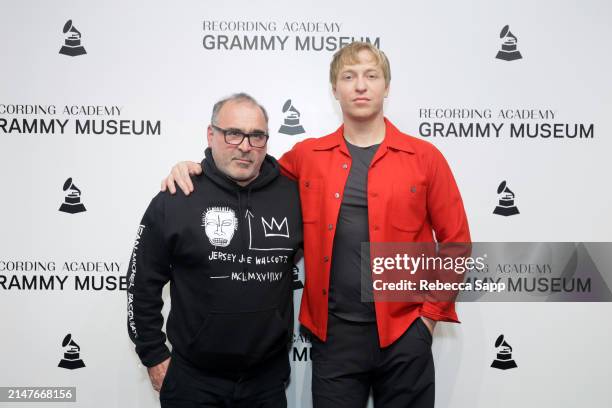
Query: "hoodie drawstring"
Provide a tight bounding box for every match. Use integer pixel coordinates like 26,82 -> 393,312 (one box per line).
238,190 -> 249,273
246,188 -> 253,213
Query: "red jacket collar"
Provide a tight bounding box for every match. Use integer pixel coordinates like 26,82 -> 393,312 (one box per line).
313,117 -> 415,154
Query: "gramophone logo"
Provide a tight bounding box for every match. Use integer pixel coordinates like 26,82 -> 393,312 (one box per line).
59,20 -> 87,57
495,25 -> 522,61
58,333 -> 86,370
59,178 -> 86,214
292,264 -> 304,290
493,180 -> 519,216
278,99 -> 305,136
491,334 -> 518,370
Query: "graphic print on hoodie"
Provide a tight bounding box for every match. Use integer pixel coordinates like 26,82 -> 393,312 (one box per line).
127,149 -> 303,373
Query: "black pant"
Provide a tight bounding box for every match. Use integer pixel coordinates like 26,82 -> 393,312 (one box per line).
311,314 -> 435,408
160,351 -> 289,408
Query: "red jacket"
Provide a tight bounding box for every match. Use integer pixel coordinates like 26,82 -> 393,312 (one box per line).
279,118 -> 471,347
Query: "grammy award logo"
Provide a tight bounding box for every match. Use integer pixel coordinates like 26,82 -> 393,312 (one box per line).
278,99 -> 305,135
493,180 -> 519,216
495,25 -> 522,61
58,333 -> 86,370
59,20 -> 87,57
491,334 -> 518,370
292,264 -> 304,290
59,177 -> 87,214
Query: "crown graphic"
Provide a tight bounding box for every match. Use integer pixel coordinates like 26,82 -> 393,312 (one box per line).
261,217 -> 289,238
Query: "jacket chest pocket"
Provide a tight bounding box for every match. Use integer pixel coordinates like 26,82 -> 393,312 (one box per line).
299,177 -> 323,223
391,183 -> 428,232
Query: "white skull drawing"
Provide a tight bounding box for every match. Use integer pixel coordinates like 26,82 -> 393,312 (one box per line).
203,207 -> 238,247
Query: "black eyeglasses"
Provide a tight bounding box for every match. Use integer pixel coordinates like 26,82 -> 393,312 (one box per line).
211,124 -> 269,148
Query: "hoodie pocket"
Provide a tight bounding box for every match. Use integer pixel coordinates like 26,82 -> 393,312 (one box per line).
188,307 -> 289,369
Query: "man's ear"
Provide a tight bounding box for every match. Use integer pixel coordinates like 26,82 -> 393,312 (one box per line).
207,125 -> 213,146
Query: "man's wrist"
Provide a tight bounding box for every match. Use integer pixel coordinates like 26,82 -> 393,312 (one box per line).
420,316 -> 436,334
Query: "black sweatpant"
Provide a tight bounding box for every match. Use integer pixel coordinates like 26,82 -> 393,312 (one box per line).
159,351 -> 289,408
311,314 -> 435,408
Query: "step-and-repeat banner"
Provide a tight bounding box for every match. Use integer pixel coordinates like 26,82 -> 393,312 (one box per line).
1,0 -> 611,407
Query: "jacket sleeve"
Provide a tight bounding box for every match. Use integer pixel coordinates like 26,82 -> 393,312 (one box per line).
278,141 -> 303,181
422,147 -> 471,323
126,194 -> 172,367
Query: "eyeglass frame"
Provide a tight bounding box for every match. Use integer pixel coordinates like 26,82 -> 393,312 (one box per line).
211,124 -> 269,148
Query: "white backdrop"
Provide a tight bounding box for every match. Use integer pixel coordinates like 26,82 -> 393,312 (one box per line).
1,0 -> 611,407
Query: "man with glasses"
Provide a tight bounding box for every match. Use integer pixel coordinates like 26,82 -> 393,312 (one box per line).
127,93 -> 302,408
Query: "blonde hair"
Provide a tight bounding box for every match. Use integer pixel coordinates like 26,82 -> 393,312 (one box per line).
329,42 -> 391,87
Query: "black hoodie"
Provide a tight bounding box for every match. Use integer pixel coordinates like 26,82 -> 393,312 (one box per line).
127,149 -> 303,373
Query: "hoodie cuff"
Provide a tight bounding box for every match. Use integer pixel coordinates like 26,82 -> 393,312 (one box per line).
139,345 -> 171,368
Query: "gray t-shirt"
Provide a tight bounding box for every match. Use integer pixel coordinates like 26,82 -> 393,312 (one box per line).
328,139 -> 380,322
